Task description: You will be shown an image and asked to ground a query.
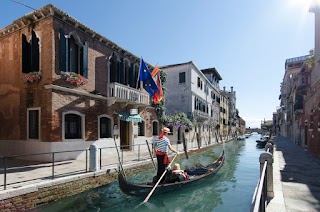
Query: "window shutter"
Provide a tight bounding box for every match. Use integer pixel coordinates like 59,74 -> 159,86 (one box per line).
129,64 -> 134,87
59,28 -> 66,72
31,30 -> 40,72
83,41 -> 88,78
120,57 -> 124,84
22,34 -> 31,73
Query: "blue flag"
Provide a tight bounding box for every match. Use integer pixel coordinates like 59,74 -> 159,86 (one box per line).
139,58 -> 158,96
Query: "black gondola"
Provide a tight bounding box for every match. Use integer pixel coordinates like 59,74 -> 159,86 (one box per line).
118,150 -> 225,197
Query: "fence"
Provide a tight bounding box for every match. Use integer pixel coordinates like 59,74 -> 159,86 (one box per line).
251,139 -> 274,212
0,149 -> 89,190
0,136 -> 224,191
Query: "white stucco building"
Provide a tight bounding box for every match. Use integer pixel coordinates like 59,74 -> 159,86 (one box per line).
160,61 -> 222,146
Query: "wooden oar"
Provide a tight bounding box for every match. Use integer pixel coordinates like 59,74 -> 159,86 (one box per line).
146,140 -> 156,170
113,136 -> 126,178
142,153 -> 178,203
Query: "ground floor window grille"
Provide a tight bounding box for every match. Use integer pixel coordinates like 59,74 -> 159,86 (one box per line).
65,114 -> 82,139
100,117 -> 111,138
138,121 -> 145,136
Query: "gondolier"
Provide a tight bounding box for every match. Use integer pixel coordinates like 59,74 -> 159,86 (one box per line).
153,127 -> 179,183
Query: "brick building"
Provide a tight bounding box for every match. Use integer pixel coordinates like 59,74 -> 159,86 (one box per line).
0,4 -> 159,160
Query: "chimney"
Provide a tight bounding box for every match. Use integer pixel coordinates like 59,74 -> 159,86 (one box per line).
223,86 -> 226,92
231,86 -> 233,93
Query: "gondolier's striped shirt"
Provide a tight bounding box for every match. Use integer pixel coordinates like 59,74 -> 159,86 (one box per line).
155,137 -> 170,153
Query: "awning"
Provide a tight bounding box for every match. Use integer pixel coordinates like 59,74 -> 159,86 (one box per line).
118,111 -> 143,123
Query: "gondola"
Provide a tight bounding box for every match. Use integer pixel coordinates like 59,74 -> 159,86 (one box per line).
118,150 -> 225,197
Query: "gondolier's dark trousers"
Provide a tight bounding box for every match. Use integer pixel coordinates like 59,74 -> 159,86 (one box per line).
155,154 -> 167,183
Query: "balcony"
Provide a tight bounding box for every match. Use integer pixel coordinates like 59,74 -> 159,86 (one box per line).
193,110 -> 209,122
107,82 -> 149,106
297,83 -> 310,95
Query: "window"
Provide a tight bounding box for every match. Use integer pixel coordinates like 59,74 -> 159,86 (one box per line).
28,108 -> 40,140
59,28 -> 88,78
179,72 -> 186,83
138,121 -> 145,136
168,126 -> 173,135
64,113 -> 84,140
22,30 -> 39,73
99,116 -> 112,138
152,121 -> 159,136
197,77 -> 201,87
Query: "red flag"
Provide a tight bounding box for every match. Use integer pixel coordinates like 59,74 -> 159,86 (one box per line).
151,65 -> 163,104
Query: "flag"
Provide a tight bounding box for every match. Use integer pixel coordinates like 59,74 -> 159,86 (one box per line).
151,64 -> 163,104
139,58 -> 158,96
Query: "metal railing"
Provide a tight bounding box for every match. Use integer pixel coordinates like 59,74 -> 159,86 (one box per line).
251,141 -> 274,212
0,149 -> 88,190
98,142 -> 184,170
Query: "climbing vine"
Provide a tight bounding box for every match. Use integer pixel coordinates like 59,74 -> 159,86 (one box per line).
165,112 -> 193,130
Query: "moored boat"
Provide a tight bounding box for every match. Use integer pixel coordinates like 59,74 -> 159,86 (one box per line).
118,150 -> 225,197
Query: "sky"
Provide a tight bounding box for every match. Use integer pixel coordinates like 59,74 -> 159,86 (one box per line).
0,0 -> 316,128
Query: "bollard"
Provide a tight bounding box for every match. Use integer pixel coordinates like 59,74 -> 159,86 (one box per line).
259,152 -> 274,198
89,144 -> 99,172
265,143 -> 274,155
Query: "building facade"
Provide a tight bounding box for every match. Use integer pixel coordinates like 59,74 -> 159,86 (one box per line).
221,86 -> 237,136
0,4 -> 159,160
161,61 -> 221,145
219,91 -> 229,138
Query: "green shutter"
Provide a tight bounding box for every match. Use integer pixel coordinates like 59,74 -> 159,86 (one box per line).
83,41 -> 88,78
59,28 -> 66,72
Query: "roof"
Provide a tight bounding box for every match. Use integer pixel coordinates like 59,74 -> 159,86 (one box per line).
201,67 -> 222,80
0,4 -> 148,66
285,55 -> 308,69
159,61 -> 193,69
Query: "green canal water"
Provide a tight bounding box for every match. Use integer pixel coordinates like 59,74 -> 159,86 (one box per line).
32,134 -> 265,212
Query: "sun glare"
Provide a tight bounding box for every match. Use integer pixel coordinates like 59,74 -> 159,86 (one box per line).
288,0 -> 312,10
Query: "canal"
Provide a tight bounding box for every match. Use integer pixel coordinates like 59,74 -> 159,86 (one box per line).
33,134 -> 265,212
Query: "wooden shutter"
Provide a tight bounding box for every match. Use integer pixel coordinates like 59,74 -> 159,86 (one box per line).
82,41 -> 88,78
59,28 -> 66,72
129,64 -> 134,87
120,57 -> 124,84
31,30 -> 40,72
22,34 -> 31,73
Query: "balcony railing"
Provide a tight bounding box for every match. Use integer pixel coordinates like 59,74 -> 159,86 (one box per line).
107,82 -> 149,105
193,110 -> 209,121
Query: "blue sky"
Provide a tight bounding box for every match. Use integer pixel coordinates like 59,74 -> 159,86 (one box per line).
0,0 -> 315,128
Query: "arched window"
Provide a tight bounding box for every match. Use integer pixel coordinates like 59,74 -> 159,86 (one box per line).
152,121 -> 159,136
99,116 -> 112,138
22,30 -> 39,73
59,29 -> 88,78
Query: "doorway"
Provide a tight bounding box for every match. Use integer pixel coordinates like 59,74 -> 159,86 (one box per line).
120,120 -> 129,149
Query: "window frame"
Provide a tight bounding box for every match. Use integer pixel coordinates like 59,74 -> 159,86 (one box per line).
98,114 -> 114,139
62,111 -> 85,142
27,107 -> 41,141
179,72 -> 186,83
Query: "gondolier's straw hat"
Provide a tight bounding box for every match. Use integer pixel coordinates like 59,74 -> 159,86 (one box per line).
161,127 -> 170,133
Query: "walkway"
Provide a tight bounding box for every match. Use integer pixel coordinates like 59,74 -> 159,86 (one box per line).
267,135 -> 320,212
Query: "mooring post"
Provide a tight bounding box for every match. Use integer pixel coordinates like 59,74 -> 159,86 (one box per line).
259,152 -> 274,198
89,144 -> 99,172
265,143 -> 274,155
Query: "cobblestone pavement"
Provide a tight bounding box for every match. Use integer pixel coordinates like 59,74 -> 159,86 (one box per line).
267,135 -> 320,212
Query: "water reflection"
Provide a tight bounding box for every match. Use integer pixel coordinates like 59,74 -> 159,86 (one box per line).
33,136 -> 264,212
